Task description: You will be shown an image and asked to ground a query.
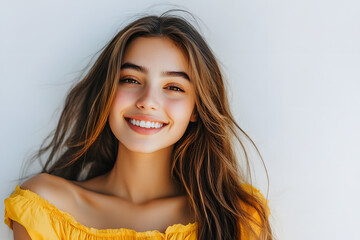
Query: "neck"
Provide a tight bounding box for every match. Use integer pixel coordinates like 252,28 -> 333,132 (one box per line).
103,142 -> 183,204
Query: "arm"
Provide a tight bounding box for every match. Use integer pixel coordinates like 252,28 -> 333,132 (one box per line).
13,221 -> 32,240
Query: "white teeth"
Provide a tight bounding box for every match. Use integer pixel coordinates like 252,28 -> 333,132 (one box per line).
128,118 -> 164,128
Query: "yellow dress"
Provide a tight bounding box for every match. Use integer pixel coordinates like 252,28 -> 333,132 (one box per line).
4,185 -> 267,240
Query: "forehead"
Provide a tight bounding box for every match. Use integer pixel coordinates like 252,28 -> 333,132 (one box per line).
122,37 -> 189,72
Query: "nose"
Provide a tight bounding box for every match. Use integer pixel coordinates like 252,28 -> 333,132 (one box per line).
135,84 -> 160,110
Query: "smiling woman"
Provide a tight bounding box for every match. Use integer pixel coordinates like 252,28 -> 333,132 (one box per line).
4,10 -> 272,240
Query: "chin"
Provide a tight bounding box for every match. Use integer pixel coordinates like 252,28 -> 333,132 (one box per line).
123,143 -> 169,154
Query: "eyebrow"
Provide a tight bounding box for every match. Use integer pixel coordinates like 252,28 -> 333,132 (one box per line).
120,62 -> 190,81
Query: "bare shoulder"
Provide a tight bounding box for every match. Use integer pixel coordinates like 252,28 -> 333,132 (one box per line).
21,173 -> 69,196
12,173 -> 74,240
20,173 -> 76,211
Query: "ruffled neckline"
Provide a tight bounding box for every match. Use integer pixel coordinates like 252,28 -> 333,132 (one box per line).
14,185 -> 198,237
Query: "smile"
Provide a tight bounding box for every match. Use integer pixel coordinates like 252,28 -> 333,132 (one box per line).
124,117 -> 168,135
127,118 -> 164,129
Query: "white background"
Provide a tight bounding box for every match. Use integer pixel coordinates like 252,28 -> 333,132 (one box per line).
1,0 -> 359,239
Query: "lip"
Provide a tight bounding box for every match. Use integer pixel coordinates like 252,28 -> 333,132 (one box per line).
124,116 -> 168,135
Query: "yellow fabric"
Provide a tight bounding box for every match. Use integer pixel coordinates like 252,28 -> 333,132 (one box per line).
4,185 -> 268,240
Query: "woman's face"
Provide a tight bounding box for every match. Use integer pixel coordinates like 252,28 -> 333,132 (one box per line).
108,37 -> 197,153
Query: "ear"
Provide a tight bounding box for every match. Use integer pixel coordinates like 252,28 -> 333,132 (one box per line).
190,109 -> 198,122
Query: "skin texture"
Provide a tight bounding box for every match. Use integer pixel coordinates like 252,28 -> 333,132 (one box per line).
13,37 -> 197,239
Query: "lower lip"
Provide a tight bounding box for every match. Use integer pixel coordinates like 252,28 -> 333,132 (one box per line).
125,118 -> 167,135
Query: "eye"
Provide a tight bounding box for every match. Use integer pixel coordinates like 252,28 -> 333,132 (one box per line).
119,78 -> 140,84
165,85 -> 184,92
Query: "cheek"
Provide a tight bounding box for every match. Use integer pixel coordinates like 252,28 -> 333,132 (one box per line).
113,88 -> 135,104
165,98 -> 195,124
109,89 -> 133,123
110,89 -> 137,115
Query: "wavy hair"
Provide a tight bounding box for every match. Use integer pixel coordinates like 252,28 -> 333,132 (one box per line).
29,10 -> 272,240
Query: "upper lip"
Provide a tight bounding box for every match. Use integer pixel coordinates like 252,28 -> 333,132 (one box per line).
125,115 -> 168,124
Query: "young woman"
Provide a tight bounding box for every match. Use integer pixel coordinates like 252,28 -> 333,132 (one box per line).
4,10 -> 272,240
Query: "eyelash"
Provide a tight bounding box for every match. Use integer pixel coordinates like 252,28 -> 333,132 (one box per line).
119,78 -> 185,92
166,86 -> 184,92
120,78 -> 139,84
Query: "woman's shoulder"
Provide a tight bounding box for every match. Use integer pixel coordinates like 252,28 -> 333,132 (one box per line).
239,183 -> 270,238
4,173 -> 80,239
20,173 -> 77,211
241,183 -> 268,203
239,183 -> 270,223
21,173 -> 68,194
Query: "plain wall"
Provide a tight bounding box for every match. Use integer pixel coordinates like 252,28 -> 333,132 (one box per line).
1,0 -> 359,239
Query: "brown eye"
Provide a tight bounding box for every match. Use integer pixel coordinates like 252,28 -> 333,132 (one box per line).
165,86 -> 184,92
119,78 -> 140,84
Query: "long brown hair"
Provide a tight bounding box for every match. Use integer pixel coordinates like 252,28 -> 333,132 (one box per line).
29,10 -> 272,240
